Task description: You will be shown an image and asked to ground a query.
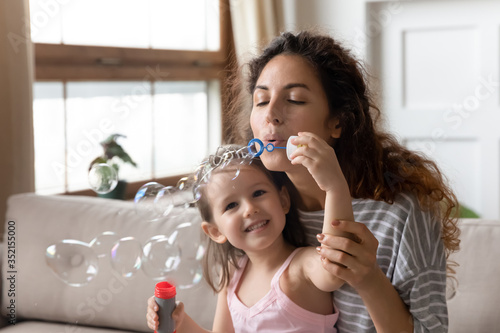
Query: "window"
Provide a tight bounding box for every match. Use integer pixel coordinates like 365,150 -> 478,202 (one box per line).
31,0 -> 232,197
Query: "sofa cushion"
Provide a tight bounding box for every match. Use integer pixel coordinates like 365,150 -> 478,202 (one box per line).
447,218 -> 500,332
2,193 -> 217,332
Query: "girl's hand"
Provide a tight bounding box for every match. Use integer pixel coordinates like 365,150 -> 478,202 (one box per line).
289,132 -> 347,193
146,296 -> 159,331
317,219 -> 381,291
172,301 -> 186,331
146,296 -> 186,332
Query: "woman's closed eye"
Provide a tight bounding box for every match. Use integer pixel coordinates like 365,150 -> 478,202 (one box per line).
288,99 -> 305,105
255,101 -> 269,107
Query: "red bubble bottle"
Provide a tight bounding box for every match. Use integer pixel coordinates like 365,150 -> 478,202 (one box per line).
155,281 -> 176,333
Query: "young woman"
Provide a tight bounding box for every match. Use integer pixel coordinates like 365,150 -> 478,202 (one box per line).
223,30 -> 460,332
147,139 -> 354,333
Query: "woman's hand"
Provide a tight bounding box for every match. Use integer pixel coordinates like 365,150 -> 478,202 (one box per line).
316,219 -> 380,291
318,219 -> 414,332
146,296 -> 159,331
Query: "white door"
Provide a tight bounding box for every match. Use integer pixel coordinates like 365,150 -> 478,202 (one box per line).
368,0 -> 500,219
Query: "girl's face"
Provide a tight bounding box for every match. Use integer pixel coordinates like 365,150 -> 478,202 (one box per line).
202,164 -> 290,254
250,54 -> 340,172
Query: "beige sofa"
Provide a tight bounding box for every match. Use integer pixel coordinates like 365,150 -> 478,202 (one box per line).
0,193 -> 217,332
0,193 -> 499,332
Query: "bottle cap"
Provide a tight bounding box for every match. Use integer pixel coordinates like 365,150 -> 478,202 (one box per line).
155,281 -> 176,299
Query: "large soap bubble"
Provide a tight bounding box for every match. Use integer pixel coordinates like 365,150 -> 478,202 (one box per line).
89,231 -> 119,258
154,186 -> 176,217
88,163 -> 118,194
134,182 -> 165,221
45,240 -> 99,287
169,258 -> 204,290
141,235 -> 181,280
110,237 -> 143,278
165,221 -> 205,289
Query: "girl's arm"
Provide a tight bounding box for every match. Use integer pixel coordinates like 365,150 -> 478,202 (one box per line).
211,286 -> 235,333
289,132 -> 354,231
289,132 -> 353,291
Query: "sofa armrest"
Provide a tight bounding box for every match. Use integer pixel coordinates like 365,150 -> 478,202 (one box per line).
447,219 -> 500,332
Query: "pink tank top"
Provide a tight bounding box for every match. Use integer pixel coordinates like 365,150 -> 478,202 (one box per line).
227,248 -> 338,333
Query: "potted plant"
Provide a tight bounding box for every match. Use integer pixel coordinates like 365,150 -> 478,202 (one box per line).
89,133 -> 137,199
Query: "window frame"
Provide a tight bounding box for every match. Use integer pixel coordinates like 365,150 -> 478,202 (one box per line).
33,0 -> 233,199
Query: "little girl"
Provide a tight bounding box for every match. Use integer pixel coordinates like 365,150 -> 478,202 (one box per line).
146,132 -> 355,333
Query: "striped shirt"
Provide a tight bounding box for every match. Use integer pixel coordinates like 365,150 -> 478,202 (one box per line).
299,192 -> 448,333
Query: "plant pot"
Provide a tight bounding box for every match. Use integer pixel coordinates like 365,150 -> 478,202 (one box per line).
97,180 -> 127,200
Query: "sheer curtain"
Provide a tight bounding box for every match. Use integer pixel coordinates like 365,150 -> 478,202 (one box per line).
0,0 -> 35,237
229,0 -> 285,65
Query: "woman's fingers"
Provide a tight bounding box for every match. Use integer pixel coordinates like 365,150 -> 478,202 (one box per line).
317,220 -> 380,288
328,220 -> 378,248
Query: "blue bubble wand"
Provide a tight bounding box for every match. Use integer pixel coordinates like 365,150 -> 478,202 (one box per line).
247,138 -> 287,157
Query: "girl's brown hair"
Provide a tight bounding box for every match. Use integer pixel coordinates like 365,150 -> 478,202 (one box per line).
196,146 -> 307,292
225,30 -> 460,272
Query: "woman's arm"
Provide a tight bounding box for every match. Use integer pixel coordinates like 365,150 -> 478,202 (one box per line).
317,220 -> 414,333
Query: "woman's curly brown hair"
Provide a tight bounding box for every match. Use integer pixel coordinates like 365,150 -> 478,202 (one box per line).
225,30 -> 460,274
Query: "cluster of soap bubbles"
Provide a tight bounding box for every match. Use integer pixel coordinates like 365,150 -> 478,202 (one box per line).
58,145 -> 255,289
195,144 -> 254,183
45,218 -> 204,289
134,177 -> 200,222
88,139 -> 284,195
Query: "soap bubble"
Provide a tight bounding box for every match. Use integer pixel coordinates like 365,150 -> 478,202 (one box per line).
134,182 -> 164,221
45,240 -> 99,287
88,163 -> 118,194
169,221 -> 204,258
154,186 -> 175,217
141,235 -> 181,280
165,221 -> 205,289
110,237 -> 142,278
153,177 -> 200,218
89,231 -> 119,258
175,176 -> 199,206
170,258 -> 204,289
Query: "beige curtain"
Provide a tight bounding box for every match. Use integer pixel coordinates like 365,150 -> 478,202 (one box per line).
229,0 -> 285,65
0,0 -> 35,237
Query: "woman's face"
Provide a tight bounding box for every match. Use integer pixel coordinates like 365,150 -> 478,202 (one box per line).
250,54 -> 340,172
